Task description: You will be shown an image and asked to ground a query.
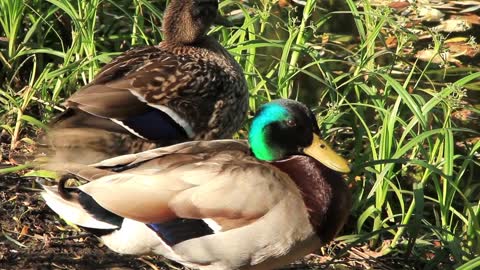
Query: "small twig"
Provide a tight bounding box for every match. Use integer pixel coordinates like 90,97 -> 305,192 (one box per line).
48,233 -> 93,241
29,96 -> 66,112
1,229 -> 28,248
137,257 -> 160,270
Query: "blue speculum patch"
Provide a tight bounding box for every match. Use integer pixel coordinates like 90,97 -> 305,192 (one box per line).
121,109 -> 188,140
147,218 -> 214,246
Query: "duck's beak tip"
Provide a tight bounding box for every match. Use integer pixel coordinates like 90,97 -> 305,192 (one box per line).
303,134 -> 351,174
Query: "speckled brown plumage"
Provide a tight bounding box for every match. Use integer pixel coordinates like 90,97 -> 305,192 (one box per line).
46,0 -> 248,164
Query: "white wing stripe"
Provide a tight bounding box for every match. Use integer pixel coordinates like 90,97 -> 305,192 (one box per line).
128,90 -> 195,138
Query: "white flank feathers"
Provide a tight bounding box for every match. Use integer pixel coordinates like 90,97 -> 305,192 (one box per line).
41,186 -> 118,230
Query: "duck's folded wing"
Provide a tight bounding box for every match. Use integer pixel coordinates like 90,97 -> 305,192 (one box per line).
50,140 -> 248,180
167,162 -> 291,226
76,143 -> 293,230
65,49 -> 227,140
64,46 -> 163,119
90,139 -> 249,169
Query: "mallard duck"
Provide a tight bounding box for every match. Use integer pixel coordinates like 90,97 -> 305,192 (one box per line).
47,0 -> 248,164
41,99 -> 351,270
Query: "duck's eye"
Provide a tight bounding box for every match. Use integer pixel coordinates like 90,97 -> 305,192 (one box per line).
285,119 -> 296,127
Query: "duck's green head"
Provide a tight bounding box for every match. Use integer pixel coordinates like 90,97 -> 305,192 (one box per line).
249,99 -> 351,173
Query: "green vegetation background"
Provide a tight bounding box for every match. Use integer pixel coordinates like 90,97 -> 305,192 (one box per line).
1,0 -> 479,269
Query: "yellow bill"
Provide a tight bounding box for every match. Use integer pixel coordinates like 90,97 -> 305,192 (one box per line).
303,134 -> 351,173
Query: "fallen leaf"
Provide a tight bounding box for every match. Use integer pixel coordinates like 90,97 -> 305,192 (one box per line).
417,7 -> 444,22
18,225 -> 29,240
386,36 -> 398,48
451,14 -> 480,25
445,42 -> 479,57
389,1 -> 410,11
415,49 -> 462,66
433,19 -> 472,32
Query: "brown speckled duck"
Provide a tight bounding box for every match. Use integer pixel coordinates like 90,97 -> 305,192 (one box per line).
42,99 -> 351,270
47,0 -> 248,164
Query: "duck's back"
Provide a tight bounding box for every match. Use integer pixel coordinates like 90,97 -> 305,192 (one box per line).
47,38 -> 248,164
